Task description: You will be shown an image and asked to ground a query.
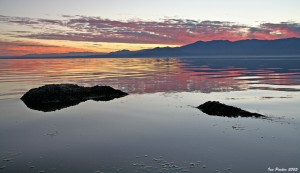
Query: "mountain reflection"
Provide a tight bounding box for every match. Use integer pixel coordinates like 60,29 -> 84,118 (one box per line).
0,57 -> 300,100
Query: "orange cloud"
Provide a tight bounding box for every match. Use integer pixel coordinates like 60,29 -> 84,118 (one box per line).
0,40 -> 92,56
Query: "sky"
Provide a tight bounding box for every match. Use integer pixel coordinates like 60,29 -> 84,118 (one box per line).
0,0 -> 300,56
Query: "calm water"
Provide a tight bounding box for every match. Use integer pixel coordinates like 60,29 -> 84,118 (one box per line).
0,57 -> 300,173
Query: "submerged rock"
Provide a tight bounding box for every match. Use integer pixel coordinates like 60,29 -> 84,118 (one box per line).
21,84 -> 128,112
197,101 -> 267,118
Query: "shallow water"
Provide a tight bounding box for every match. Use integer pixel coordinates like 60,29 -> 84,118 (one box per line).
0,57 -> 300,173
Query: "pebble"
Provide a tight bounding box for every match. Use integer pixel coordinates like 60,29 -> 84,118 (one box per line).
3,158 -> 12,162
130,155 -> 211,173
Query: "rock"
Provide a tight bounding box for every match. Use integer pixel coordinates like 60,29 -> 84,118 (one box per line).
21,84 -> 128,112
197,101 -> 267,118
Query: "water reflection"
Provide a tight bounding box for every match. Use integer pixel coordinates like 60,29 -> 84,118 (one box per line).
0,57 -> 299,99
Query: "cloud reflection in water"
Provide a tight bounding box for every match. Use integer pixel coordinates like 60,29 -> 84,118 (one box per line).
0,57 -> 300,100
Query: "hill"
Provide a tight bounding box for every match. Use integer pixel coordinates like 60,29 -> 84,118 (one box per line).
89,38 -> 300,58
2,38 -> 300,58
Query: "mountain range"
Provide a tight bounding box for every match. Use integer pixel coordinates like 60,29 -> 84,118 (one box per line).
3,38 -> 300,58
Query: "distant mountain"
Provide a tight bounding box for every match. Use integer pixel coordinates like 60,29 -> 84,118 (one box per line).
2,38 -> 300,59
24,52 -> 106,58
179,38 -> 300,56
0,52 -> 105,59
89,38 -> 300,58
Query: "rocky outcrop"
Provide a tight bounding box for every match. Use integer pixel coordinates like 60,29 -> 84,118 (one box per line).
21,84 -> 128,112
197,101 -> 267,118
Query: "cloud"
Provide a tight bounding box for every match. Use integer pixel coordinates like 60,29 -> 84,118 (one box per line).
1,15 -> 300,45
0,40 -> 91,56
247,22 -> 300,40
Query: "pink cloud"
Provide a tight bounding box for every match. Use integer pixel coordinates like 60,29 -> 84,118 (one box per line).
1,15 -> 300,45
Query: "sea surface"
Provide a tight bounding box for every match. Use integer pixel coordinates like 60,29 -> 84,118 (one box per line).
0,57 -> 300,173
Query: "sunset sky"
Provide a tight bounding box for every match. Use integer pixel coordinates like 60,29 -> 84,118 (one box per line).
1,0 -> 300,56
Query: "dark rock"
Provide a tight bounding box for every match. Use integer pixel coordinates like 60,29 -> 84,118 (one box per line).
21,84 -> 128,112
197,101 -> 267,118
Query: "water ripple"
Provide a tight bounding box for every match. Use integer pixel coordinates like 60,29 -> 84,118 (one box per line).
0,58 -> 299,99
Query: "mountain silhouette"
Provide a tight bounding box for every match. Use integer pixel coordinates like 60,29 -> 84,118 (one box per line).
88,38 -> 300,58
2,38 -> 300,59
